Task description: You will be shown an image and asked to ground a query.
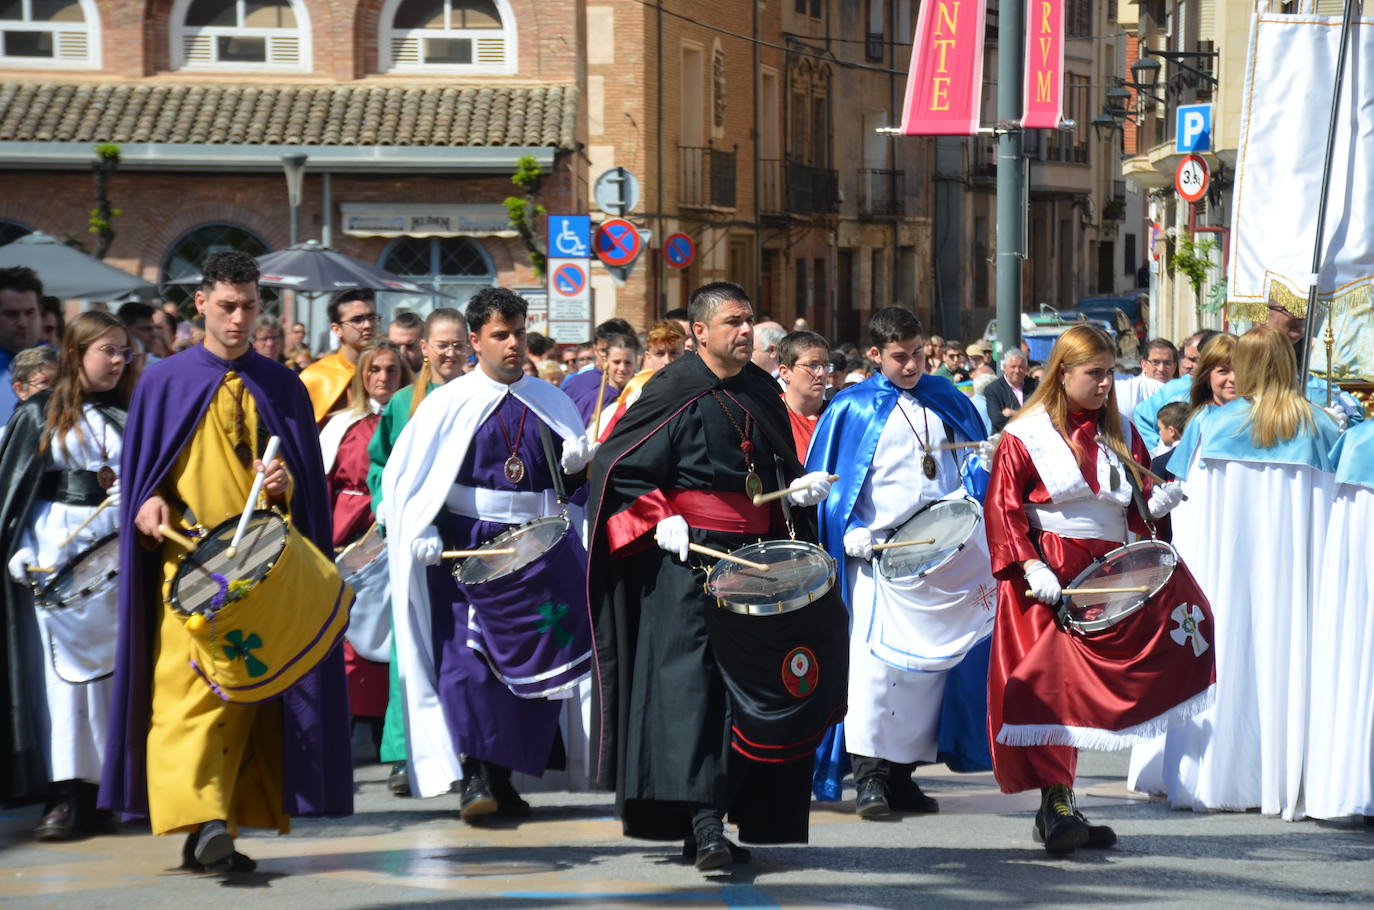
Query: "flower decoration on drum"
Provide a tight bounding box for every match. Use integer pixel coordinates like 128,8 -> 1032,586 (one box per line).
782,646 -> 820,698
222,629 -> 269,678
1170,603 -> 1210,657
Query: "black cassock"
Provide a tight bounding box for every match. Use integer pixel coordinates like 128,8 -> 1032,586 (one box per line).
585,354 -> 847,843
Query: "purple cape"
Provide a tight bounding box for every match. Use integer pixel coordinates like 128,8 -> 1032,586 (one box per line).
98,344 -> 353,821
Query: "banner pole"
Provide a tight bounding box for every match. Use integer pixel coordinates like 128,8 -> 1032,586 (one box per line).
1297,0 -> 1359,390
995,0 -> 1026,363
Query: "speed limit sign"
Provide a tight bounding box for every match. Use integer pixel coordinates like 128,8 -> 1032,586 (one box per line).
1175,154 -> 1210,203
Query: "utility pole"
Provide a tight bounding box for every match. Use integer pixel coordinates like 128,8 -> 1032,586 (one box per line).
995,0 -> 1025,359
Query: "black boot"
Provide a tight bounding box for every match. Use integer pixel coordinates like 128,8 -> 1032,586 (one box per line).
1034,786 -> 1091,855
851,755 -> 891,818
887,762 -> 940,814
484,762 -> 531,818
688,806 -> 744,872
458,757 -> 498,823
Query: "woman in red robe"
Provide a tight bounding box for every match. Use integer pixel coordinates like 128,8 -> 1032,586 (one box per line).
321,343 -> 411,733
983,325 -> 1185,855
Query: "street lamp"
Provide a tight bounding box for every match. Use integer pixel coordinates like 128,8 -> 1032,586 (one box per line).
281,153 -> 308,247
1092,114 -> 1123,144
1130,56 -> 1162,90
1135,48 -> 1218,88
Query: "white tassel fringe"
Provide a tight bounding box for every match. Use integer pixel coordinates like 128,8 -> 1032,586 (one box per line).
996,685 -> 1216,751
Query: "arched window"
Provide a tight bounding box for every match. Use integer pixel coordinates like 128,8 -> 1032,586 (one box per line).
0,0 -> 100,69
160,222 -> 272,310
170,0 -> 309,72
0,219 -> 32,246
377,236 -> 495,318
381,0 -> 515,75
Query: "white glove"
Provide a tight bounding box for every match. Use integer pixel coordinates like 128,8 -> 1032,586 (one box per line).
1024,560 -> 1062,604
843,526 -> 875,561
654,514 -> 690,561
410,526 -> 443,567
560,434 -> 600,473
787,471 -> 833,507
976,434 -> 999,471
1147,481 -> 1186,519
1322,404 -> 1349,432
104,479 -> 120,509
7,546 -> 37,583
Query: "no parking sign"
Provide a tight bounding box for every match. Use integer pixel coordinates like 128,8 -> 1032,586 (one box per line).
663,233 -> 696,269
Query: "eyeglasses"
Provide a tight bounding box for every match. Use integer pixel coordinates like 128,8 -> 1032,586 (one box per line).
94,344 -> 133,360
429,341 -> 468,355
340,313 -> 380,328
1145,358 -> 1175,369
793,361 -> 835,375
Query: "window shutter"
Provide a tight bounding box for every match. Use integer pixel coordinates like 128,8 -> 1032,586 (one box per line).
268,34 -> 299,64
475,36 -> 505,66
183,33 -> 213,64
391,35 -> 421,65
56,30 -> 89,61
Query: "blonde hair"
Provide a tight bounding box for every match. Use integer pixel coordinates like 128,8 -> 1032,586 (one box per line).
409,308 -> 466,418
1019,324 -> 1134,470
1188,332 -> 1237,418
1232,324 -> 1314,448
645,319 -> 686,350
347,343 -> 414,418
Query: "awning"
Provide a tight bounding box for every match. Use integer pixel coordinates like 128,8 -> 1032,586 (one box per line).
340,203 -> 517,239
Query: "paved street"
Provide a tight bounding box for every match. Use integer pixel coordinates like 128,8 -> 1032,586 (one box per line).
2,752 -> 1370,908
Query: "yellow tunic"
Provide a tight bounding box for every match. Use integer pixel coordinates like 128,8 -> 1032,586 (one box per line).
146,373 -> 287,837
298,351 -> 355,425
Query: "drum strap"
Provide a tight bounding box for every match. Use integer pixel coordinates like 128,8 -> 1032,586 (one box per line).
1121,461 -> 1158,538
537,421 -> 569,504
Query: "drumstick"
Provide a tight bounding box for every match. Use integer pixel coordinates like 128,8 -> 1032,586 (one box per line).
26,565 -> 56,574
441,548 -> 518,559
923,440 -> 982,453
57,495 -> 115,551
751,474 -> 841,506
592,362 -> 610,439
1023,584 -> 1153,597
158,525 -> 198,551
226,435 -> 281,560
687,543 -> 769,571
871,537 -> 937,551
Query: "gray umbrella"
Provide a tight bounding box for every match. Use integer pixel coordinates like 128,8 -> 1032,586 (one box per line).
0,231 -> 156,300
164,241 -> 454,298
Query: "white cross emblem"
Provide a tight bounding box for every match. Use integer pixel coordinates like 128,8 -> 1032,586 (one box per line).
1170,603 -> 1209,657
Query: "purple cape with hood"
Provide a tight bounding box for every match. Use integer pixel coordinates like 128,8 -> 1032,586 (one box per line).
98,344 -> 353,822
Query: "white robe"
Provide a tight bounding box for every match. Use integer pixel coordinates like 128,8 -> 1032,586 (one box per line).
380,369 -> 586,798
18,406 -> 121,784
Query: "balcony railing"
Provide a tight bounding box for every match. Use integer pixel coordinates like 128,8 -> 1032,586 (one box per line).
759,159 -> 838,215
680,145 -> 737,209
859,168 -> 905,217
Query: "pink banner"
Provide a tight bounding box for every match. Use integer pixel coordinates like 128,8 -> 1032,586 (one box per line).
899,0 -> 988,136
1022,0 -> 1066,128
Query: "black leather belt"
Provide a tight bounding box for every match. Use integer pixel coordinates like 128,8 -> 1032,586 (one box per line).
36,470 -> 107,506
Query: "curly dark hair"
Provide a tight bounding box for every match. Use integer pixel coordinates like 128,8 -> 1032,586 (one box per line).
199,250 -> 260,291
466,287 -> 527,333
0,265 -> 42,297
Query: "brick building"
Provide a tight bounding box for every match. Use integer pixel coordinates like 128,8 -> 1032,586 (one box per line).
0,0 -> 583,340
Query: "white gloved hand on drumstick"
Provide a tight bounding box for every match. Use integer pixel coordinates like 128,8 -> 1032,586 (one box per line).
976,434 -> 999,471
7,546 -> 37,583
1147,481 -> 1186,519
411,526 -> 443,567
843,526 -> 875,561
1321,404 -> 1348,432
787,471 -> 834,507
104,479 -> 120,509
560,434 -> 600,474
654,514 -> 690,561
1024,560 -> 1062,604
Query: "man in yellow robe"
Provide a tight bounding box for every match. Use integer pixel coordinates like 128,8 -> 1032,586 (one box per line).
102,250 -> 352,873
299,289 -> 378,424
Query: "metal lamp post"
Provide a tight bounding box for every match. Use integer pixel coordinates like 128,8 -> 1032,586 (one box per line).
281,153 -> 308,247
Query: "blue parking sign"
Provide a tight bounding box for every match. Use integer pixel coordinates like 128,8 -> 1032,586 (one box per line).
1175,104 -> 1212,153
548,215 -> 590,258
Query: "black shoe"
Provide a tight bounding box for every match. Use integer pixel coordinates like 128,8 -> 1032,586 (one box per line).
693,830 -> 734,871
194,820 -> 234,868
1034,786 -> 1090,855
34,800 -> 76,841
387,761 -> 410,796
855,778 -> 891,818
1076,812 -> 1118,848
888,777 -> 940,814
459,773 -> 498,823
682,836 -> 752,865
181,830 -> 257,873
491,781 -> 531,818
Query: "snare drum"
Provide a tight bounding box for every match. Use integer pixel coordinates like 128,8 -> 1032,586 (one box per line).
877,496 -> 983,580
335,523 -> 391,663
1058,539 -> 1179,635
704,539 -> 836,615
454,515 -> 593,699
33,533 -> 120,684
169,510 -> 353,703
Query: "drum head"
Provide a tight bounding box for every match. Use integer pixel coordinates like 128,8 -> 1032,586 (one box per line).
456,516 -> 570,585
38,533 -> 121,608
877,497 -> 982,579
171,510 -> 288,615
706,540 -> 835,614
336,523 -> 385,577
1061,539 -> 1177,633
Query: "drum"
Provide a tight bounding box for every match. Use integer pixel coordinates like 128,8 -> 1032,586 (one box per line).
335,523 -> 391,663
33,533 -> 120,684
704,539 -> 836,615
1058,539 -> 1179,635
868,495 -> 996,672
169,510 -> 353,703
699,539 -> 848,762
454,515 -> 592,699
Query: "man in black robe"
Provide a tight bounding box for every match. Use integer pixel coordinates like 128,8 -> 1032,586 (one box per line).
585,281 -> 848,872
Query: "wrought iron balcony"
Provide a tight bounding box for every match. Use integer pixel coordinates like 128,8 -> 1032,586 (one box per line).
680,145 -> 737,209
859,168 -> 905,217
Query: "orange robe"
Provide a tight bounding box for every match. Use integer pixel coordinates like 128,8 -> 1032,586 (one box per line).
299,351 -> 355,425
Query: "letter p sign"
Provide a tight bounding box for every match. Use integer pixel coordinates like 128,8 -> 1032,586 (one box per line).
1175,104 -> 1212,153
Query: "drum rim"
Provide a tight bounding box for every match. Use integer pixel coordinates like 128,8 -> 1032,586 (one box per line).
876,496 -> 983,579
454,514 -> 572,585
169,508 -> 288,615
706,539 -> 837,615
1057,538 -> 1179,634
36,531 -> 121,608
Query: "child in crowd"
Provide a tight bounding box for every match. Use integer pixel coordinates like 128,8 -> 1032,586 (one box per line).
1151,401 -> 1189,479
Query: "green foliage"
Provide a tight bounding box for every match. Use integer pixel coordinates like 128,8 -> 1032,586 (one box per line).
1172,231 -> 1217,298
89,143 -> 121,259
505,154 -> 548,278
